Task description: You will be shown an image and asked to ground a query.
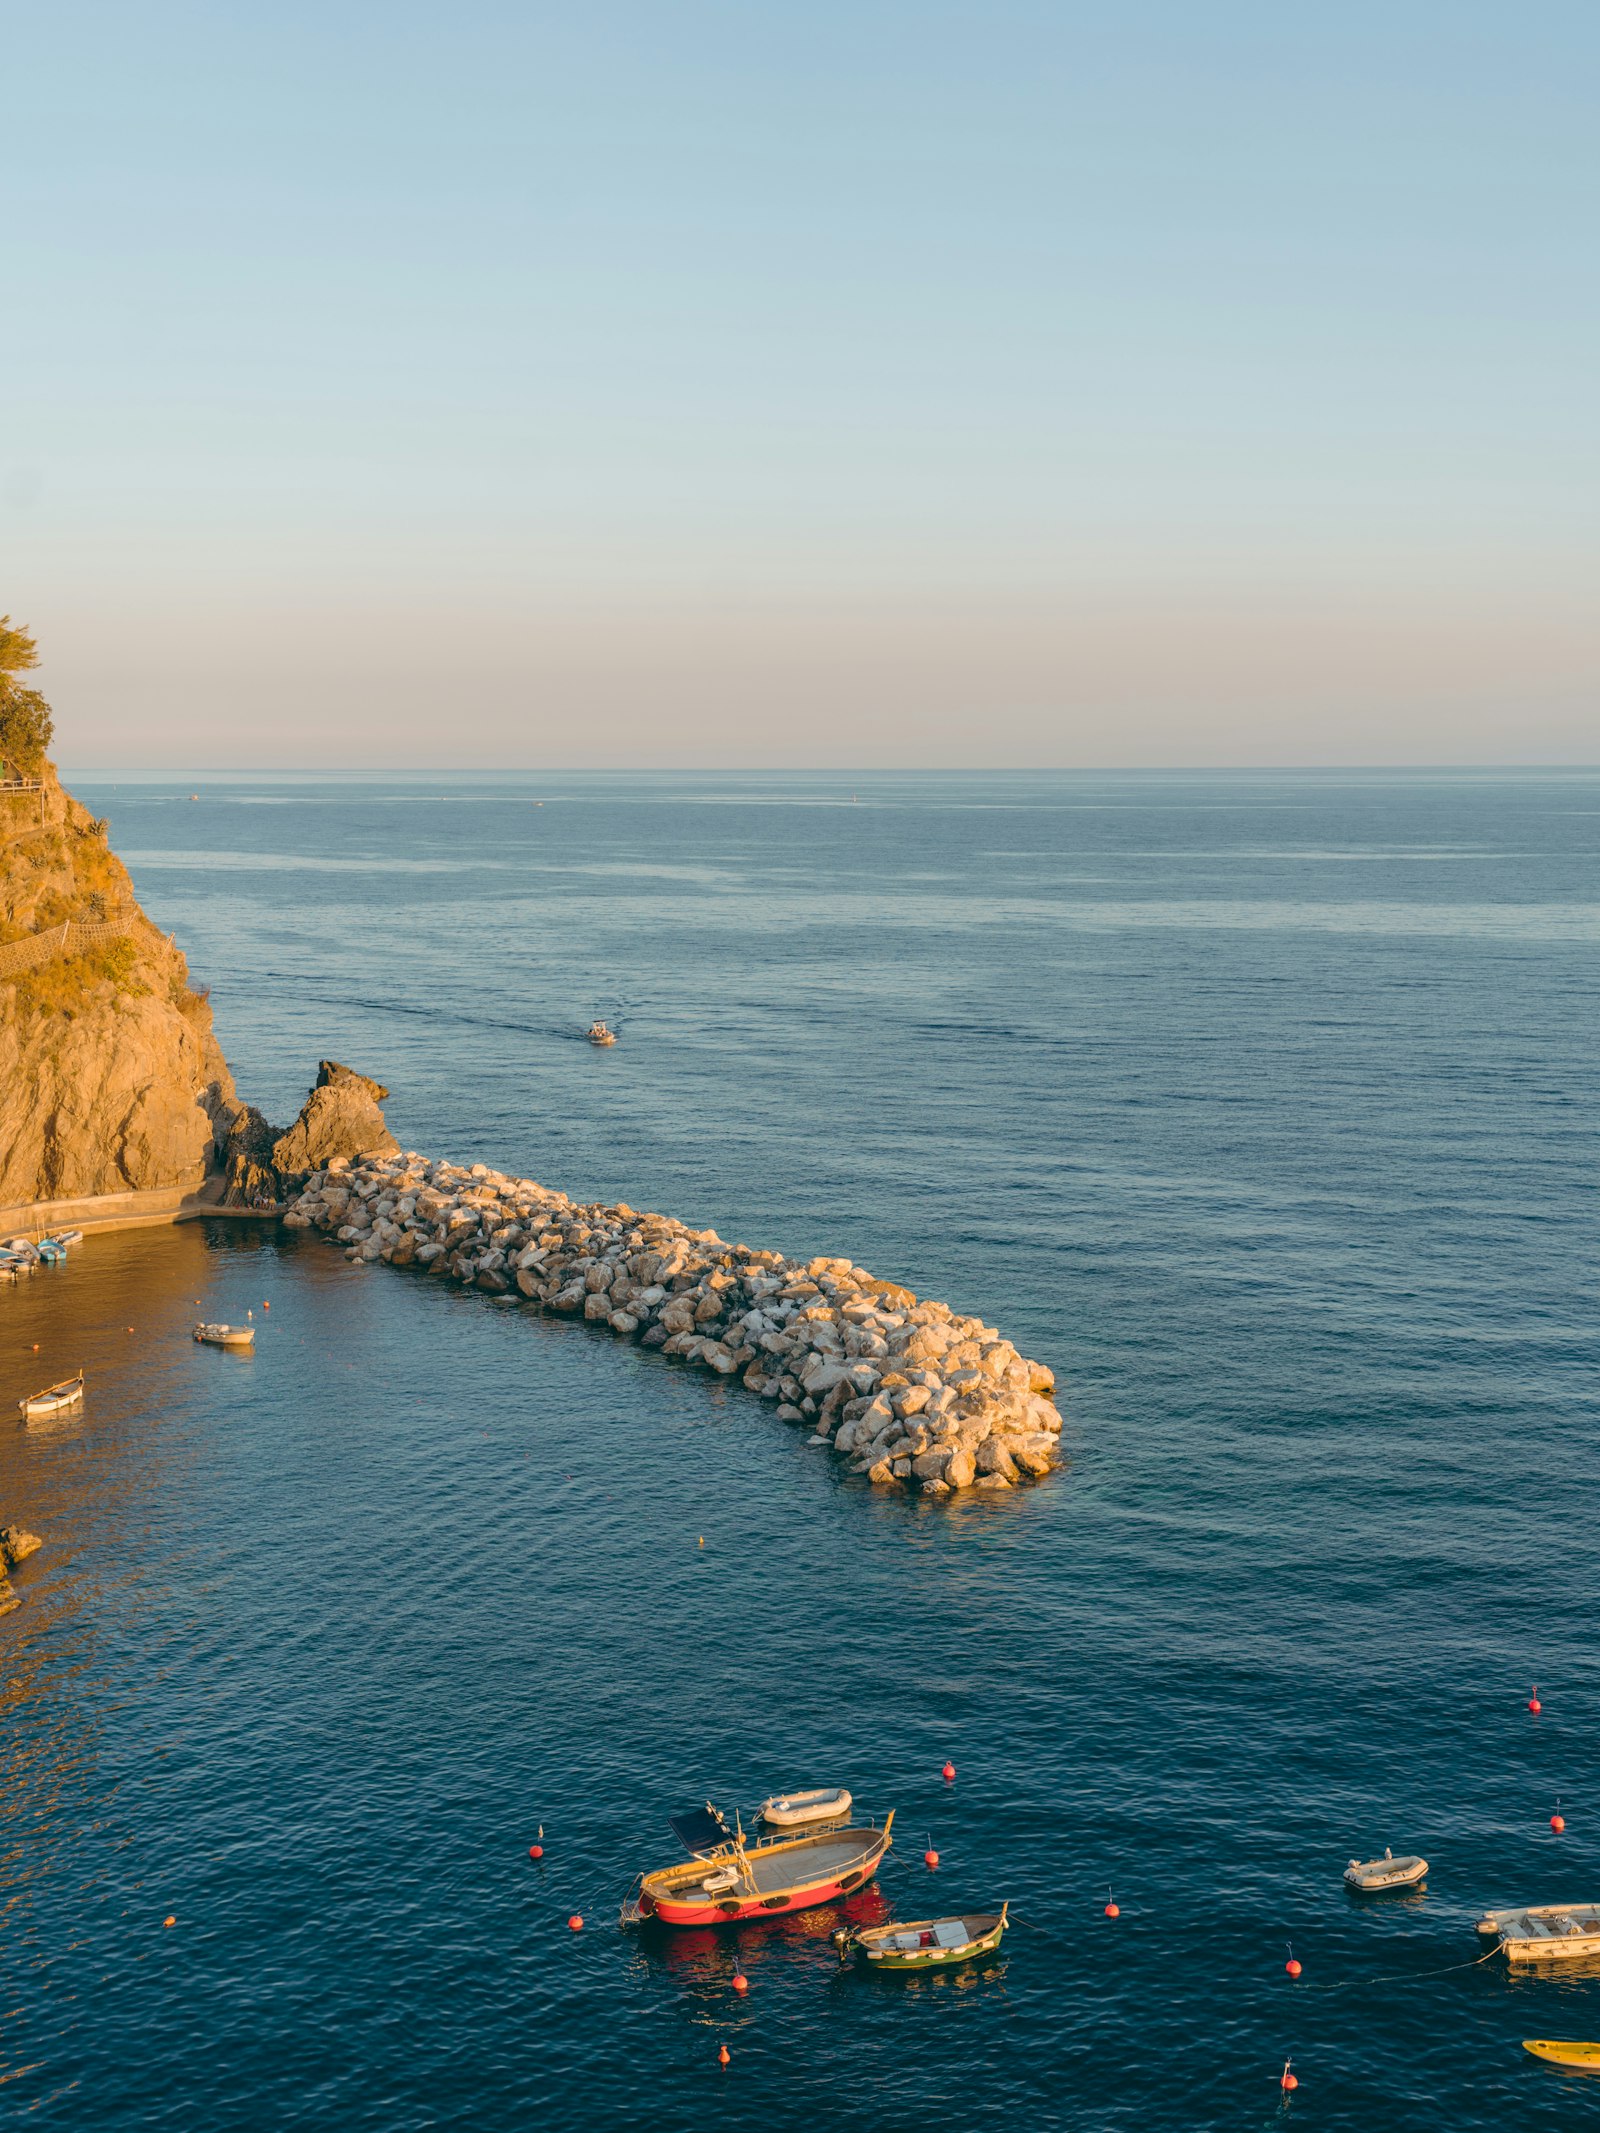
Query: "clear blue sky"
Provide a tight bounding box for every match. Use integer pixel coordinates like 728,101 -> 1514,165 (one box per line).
4,2 -> 1596,765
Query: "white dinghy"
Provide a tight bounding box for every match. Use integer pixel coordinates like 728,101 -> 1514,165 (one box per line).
19,1372 -> 85,1421
1478,1904 -> 1600,1963
194,1322 -> 255,1350
758,1787 -> 853,1831
1345,1848 -> 1428,1892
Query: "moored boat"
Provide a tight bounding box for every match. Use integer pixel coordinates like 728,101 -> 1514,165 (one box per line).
635,1811 -> 895,1926
19,1372 -> 85,1421
193,1322 -> 255,1349
45,1229 -> 84,1248
1524,2039 -> 1600,2071
759,1787 -> 852,1831
35,1240 -> 67,1265
1345,1849 -> 1428,1892
1479,1905 -> 1600,1962
837,1902 -> 1008,1969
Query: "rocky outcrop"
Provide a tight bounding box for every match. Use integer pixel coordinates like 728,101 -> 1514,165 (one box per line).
213,1096 -> 283,1208
269,1061 -> 397,1190
285,1152 -> 1063,1496
0,765 -> 235,1206
0,1524 -> 42,1616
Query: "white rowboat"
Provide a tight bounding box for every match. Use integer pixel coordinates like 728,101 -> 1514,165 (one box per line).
759,1787 -> 853,1830
194,1322 -> 255,1349
20,1372 -> 85,1421
1478,1905 -> 1600,1962
1345,1849 -> 1428,1892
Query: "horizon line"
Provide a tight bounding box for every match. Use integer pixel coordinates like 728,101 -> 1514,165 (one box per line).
56,761 -> 1600,779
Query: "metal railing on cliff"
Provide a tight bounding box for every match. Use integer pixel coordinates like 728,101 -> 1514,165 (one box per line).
0,915 -> 138,982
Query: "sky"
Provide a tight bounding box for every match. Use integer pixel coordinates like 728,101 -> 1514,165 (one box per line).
3,1 -> 1596,767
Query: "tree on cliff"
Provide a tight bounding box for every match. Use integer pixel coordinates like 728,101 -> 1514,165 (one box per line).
0,616 -> 54,774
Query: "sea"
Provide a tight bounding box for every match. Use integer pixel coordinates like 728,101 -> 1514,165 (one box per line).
3,768 -> 1598,2130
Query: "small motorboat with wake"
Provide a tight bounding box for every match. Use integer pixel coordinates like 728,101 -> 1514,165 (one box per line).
837,1903 -> 1009,1970
621,1802 -> 895,1927
1478,1904 -> 1600,1962
759,1787 -> 852,1831
586,1021 -> 617,1047
19,1372 -> 85,1421
194,1322 -> 255,1349
1345,1848 -> 1428,1892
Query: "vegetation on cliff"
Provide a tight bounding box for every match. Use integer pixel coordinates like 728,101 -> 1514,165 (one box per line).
0,616 -> 53,775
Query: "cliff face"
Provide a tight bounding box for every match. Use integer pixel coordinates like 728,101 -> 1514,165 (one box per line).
0,766 -> 235,1207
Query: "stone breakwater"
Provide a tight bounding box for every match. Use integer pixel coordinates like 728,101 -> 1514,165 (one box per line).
284,1151 -> 1063,1494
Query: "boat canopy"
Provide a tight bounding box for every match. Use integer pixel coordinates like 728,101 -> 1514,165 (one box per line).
669,1804 -> 733,1857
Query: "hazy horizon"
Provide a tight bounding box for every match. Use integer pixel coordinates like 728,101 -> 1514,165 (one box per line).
6,3 -> 1597,767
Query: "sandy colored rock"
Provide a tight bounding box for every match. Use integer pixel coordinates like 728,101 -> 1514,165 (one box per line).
1,1525 -> 42,1569
0,769 -> 235,1205
976,1437 -> 1018,1479
271,1066 -> 397,1187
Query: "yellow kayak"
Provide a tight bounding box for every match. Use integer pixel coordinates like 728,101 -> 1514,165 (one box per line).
1524,2040 -> 1600,2071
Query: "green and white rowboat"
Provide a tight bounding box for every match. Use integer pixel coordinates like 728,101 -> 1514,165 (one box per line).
837,1903 -> 1008,1969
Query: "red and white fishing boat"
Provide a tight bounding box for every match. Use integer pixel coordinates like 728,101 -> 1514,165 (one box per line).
626,1805 -> 895,1927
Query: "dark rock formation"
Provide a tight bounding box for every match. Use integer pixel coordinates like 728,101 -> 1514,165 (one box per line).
270,1060 -> 398,1190
0,765 -> 235,1206
213,1096 -> 284,1208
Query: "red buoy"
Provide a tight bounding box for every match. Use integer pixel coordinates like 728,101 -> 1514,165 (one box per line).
1285,1957 -> 1302,1978
528,1844 -> 543,1860
567,1914 -> 584,1930
1529,1687 -> 1542,1713
924,1848 -> 940,1868
1104,1899 -> 1120,1919
1551,1812 -> 1566,1833
732,1972 -> 749,1994
942,1761 -> 956,1782
718,2045 -> 731,2066
1280,2060 -> 1298,2093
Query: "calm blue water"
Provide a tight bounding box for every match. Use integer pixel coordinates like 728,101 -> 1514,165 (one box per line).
4,769 -> 1599,2129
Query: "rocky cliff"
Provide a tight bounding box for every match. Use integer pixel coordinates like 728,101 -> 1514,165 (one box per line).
0,765 -> 235,1207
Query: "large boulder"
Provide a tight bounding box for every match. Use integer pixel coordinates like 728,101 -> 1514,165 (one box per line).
271,1062 -> 397,1188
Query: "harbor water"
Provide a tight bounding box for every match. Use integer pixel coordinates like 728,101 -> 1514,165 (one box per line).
3,768 -> 1598,2128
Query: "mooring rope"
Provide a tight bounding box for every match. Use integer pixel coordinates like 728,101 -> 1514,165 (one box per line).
1302,1941 -> 1502,1991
